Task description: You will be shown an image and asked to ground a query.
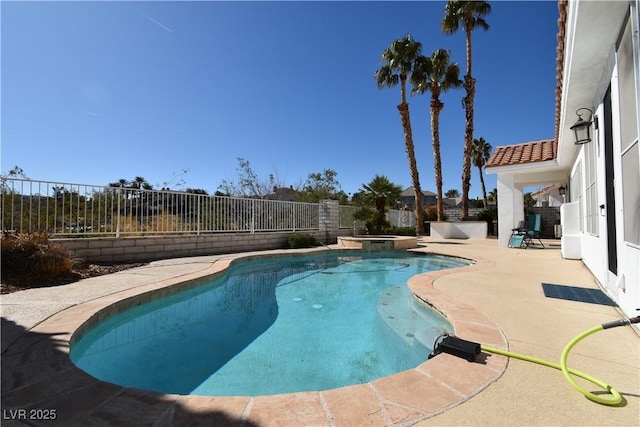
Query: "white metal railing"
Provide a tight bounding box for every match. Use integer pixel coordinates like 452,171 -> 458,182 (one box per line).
339,205 -> 358,229
386,209 -> 415,228
1,178 -> 319,237
339,204 -> 415,231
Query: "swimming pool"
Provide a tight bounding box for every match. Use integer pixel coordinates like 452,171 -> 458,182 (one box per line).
71,251 -> 470,396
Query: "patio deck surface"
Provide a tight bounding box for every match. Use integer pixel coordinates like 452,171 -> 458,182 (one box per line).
1,238 -> 638,426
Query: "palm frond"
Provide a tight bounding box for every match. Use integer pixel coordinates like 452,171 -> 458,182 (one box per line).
377,34 -> 423,91
375,65 -> 399,89
471,137 -> 492,167
443,64 -> 463,90
442,1 -> 491,34
410,55 -> 432,95
441,1 -> 462,34
410,49 -> 461,95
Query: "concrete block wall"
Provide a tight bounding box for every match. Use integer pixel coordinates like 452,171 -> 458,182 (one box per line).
443,207 -> 487,221
529,206 -> 561,238
319,200 -> 340,243
56,231 -> 329,264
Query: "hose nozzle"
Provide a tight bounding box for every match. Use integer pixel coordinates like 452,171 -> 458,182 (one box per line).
601,315 -> 640,329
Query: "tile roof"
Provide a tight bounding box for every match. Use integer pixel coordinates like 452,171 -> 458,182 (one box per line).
485,139 -> 556,168
554,0 -> 568,145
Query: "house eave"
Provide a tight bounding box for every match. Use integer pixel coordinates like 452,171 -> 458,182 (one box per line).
485,159 -> 559,175
557,0 -> 629,163
486,159 -> 570,187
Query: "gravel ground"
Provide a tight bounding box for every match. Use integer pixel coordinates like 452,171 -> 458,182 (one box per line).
0,262 -> 148,294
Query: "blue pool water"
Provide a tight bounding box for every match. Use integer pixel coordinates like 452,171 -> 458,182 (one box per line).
71,251 -> 468,396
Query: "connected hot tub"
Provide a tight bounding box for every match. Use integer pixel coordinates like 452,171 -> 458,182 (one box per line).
336,235 -> 418,251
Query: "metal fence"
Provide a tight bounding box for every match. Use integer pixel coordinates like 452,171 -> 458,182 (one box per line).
1,179 -> 320,237
386,209 -> 415,228
338,205 -> 358,230
1,178 -> 416,238
339,205 -> 416,232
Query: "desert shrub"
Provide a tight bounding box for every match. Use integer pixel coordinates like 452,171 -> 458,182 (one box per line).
423,206 -> 448,222
478,207 -> 498,234
353,207 -> 391,235
287,233 -> 318,249
1,231 -> 75,282
424,206 -> 437,221
388,226 -> 416,236
477,207 -> 497,222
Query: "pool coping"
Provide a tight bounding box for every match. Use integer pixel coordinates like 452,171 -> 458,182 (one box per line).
1,247 -> 508,426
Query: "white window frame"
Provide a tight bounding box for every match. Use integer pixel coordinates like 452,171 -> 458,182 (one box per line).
617,8 -> 640,247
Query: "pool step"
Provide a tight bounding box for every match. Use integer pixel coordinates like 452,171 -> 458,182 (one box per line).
376,285 -> 452,354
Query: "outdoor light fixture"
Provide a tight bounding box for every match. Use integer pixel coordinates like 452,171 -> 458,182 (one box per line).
570,108 -> 594,144
559,185 -> 566,196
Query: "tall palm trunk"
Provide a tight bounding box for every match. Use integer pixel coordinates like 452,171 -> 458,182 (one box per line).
461,74 -> 475,217
461,17 -> 475,219
398,73 -> 424,234
430,91 -> 445,221
397,103 -> 424,234
477,165 -> 487,208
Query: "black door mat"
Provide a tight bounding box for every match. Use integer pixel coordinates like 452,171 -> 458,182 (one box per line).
541,283 -> 617,306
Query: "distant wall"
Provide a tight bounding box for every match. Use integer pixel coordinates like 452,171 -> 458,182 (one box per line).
442,207 -> 487,221
429,222 -> 488,239
529,206 -> 561,238
442,206 -> 560,239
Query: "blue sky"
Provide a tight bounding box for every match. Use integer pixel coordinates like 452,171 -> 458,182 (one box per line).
1,1 -> 559,198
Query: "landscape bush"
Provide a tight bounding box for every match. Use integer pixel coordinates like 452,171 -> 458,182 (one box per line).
352,206 -> 391,235
387,226 -> 416,236
287,233 -> 318,249
423,206 -> 448,221
1,231 -> 75,283
478,207 -> 498,235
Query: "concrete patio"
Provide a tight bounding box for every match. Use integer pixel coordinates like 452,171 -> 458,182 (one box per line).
1,238 -> 638,426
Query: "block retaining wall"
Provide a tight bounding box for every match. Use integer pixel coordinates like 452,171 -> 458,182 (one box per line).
55,230 -> 352,264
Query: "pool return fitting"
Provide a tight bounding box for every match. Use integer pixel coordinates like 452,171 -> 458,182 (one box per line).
428,315 -> 640,406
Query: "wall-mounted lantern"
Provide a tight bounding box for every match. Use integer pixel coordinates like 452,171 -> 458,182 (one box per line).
558,184 -> 567,203
570,108 -> 594,144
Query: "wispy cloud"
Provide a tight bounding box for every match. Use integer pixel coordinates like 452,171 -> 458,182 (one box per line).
141,13 -> 173,33
86,111 -> 100,117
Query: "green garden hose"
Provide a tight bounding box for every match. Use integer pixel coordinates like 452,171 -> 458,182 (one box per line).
481,316 -> 640,406
433,316 -> 639,406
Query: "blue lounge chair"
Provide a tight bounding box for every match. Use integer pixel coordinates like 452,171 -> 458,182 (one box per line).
522,214 -> 544,248
508,220 -> 527,248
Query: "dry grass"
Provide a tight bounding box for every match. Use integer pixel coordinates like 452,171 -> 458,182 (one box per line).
106,211 -> 193,236
1,231 -> 75,280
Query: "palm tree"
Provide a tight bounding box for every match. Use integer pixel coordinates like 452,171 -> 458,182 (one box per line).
131,176 -> 153,191
471,137 -> 492,207
361,175 -> 403,215
108,177 -> 152,190
411,49 -> 462,221
375,34 -> 425,234
442,0 -> 491,218
109,178 -> 129,188
445,188 -> 461,198
488,188 -> 497,203
357,175 -> 402,234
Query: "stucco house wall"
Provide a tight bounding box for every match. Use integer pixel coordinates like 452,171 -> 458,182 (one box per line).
486,0 -> 639,317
